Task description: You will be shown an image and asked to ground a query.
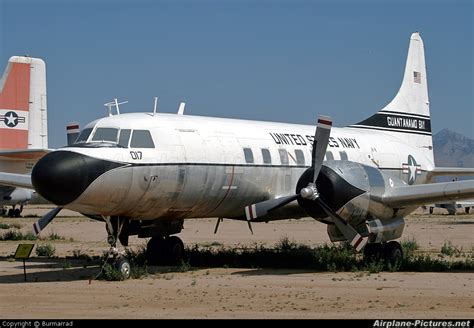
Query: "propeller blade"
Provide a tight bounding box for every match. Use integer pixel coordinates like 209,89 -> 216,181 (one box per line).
247,220 -> 254,235
316,199 -> 367,252
245,195 -> 299,221
33,207 -> 62,235
311,116 -> 332,183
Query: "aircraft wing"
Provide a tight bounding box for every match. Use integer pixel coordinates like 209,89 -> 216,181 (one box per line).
0,172 -> 33,189
373,180 -> 474,207
427,167 -> 474,180
0,149 -> 51,161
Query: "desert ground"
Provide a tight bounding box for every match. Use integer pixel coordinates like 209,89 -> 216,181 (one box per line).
0,205 -> 473,319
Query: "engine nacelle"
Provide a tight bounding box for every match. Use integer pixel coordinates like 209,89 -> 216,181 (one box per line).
1,188 -> 33,205
297,160 -> 409,242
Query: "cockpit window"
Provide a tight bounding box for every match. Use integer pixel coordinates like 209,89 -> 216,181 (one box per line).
74,128 -> 93,144
118,129 -> 131,148
92,128 -> 119,143
130,130 -> 155,148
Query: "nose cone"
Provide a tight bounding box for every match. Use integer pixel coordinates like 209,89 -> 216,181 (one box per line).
32,150 -> 124,206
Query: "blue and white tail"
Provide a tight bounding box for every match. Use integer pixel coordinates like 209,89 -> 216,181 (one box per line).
349,32 -> 433,164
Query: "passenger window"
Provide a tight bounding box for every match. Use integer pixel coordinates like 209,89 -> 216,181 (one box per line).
279,149 -> 289,165
326,151 -> 334,160
92,128 -> 119,143
74,128 -> 93,144
243,148 -> 254,163
130,130 -> 155,148
118,129 -> 131,148
261,149 -> 271,164
340,151 -> 348,160
294,149 -> 305,165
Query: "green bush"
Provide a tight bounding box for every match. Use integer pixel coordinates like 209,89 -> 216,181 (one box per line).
35,243 -> 56,257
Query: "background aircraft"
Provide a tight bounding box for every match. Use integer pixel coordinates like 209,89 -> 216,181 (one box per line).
1,33 -> 473,279
427,199 -> 474,215
0,56 -> 49,217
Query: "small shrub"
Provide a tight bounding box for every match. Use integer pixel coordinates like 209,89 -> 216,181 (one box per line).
35,243 -> 56,257
72,249 -> 92,260
46,232 -> 64,241
1,230 -> 38,241
441,241 -> 461,257
177,260 -> 191,272
401,237 -> 419,258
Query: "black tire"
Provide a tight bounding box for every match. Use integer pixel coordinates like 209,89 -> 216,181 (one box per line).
14,208 -> 21,218
146,237 -> 167,265
429,207 -> 434,214
384,241 -> 403,266
465,207 -> 470,214
7,209 -> 14,217
363,243 -> 384,263
165,236 -> 185,265
114,257 -> 131,279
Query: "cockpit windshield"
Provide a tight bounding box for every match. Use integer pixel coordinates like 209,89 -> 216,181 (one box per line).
72,127 -> 154,149
74,128 -> 93,144
91,128 -> 119,143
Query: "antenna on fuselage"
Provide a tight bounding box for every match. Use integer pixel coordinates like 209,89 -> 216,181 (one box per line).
177,102 -> 186,115
153,97 -> 158,116
104,98 -> 128,116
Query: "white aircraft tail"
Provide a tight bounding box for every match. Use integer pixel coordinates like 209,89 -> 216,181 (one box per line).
0,56 -> 48,150
349,32 -> 433,164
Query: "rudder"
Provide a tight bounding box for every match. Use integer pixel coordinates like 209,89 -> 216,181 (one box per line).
0,56 -> 47,150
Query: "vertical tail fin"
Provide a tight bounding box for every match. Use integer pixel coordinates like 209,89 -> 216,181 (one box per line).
0,56 -> 48,150
349,32 -> 433,164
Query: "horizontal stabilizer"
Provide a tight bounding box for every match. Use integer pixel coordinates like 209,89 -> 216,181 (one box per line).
427,167 -> 474,180
0,172 -> 32,189
0,148 -> 50,161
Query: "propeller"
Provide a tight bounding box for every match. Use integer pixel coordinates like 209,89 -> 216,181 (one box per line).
244,115 -> 367,251
33,207 -> 62,235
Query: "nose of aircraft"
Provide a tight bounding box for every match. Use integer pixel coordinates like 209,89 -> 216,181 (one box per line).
32,150 -> 124,206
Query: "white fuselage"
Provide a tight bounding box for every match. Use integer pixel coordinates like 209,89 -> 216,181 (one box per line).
60,113 -> 434,220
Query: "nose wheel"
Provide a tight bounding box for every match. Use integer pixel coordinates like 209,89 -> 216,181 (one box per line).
102,216 -> 131,279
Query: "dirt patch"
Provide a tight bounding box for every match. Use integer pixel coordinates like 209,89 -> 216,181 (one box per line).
0,206 -> 473,318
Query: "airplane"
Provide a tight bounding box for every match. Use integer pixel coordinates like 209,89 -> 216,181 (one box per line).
1,32 -> 473,279
0,56 -> 49,217
426,199 -> 474,215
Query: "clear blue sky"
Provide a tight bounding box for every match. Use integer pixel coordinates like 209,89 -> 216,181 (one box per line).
1,0 -> 472,148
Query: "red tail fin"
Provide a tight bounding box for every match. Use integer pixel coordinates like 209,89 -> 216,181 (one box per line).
0,58 -> 31,149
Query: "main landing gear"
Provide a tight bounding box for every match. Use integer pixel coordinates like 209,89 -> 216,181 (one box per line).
3,205 -> 23,218
146,235 -> 185,265
363,241 -> 403,265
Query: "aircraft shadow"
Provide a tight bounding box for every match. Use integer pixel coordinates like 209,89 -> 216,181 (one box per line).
0,258 -> 101,284
231,268 -> 320,276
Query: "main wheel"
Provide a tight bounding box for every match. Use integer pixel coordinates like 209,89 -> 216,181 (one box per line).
165,236 -> 185,265
13,208 -> 21,218
465,207 -> 470,214
146,237 -> 167,265
7,209 -> 14,217
384,241 -> 403,266
429,207 -> 434,214
363,243 -> 384,263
